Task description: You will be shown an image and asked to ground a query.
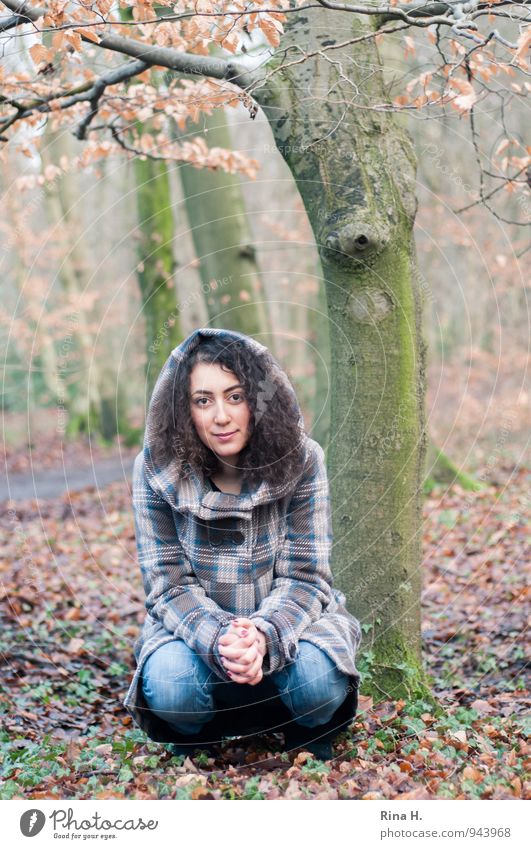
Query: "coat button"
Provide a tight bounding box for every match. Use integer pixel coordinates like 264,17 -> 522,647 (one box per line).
289,642 -> 297,658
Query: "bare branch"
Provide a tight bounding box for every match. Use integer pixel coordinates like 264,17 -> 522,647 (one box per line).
94,34 -> 252,87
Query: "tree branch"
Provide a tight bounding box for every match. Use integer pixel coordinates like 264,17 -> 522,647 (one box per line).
2,0 -> 528,38
0,1 -> 36,32
0,12 -> 28,32
73,58 -> 149,140
0,1 -> 254,88
316,0 -> 530,17
0,58 -> 150,135
94,34 -> 253,88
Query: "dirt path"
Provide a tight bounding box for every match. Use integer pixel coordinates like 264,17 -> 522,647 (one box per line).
0,455 -> 136,501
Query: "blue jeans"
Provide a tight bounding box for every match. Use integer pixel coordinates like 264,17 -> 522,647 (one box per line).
141,639 -> 349,736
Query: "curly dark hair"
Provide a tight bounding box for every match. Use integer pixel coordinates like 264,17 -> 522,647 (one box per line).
149,334 -> 308,489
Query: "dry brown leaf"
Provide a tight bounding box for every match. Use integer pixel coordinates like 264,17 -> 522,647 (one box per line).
358,695 -> 373,713
471,699 -> 496,715
463,766 -> 484,783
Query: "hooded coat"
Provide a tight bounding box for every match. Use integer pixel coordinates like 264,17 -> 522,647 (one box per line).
123,328 -> 362,743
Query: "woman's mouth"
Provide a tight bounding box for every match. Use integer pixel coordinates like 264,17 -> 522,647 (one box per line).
213,430 -> 237,441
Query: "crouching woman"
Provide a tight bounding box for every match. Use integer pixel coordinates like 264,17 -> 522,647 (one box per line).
123,328 -> 361,758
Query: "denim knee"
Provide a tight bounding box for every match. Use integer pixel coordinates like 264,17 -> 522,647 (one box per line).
272,640 -> 349,728
141,640 -> 215,735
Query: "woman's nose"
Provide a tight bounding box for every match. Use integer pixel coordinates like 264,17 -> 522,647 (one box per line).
214,403 -> 230,423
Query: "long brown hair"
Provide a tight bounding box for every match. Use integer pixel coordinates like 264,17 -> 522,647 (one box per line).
149,334 -> 307,489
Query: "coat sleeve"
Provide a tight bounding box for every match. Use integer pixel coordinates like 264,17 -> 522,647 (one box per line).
132,454 -> 234,681
249,440 -> 334,673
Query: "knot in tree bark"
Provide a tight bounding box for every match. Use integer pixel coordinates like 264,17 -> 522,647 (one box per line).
321,211 -> 390,267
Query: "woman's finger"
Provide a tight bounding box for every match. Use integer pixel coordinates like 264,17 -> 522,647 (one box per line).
229,665 -> 262,685
229,658 -> 263,685
232,617 -> 254,629
228,624 -> 256,640
226,650 -> 262,678
220,644 -> 258,666
243,653 -> 262,679
229,621 -> 251,633
218,632 -> 241,646
218,634 -> 255,655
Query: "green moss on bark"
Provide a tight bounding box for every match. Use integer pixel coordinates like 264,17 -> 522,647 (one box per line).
255,7 -> 431,702
134,157 -> 182,393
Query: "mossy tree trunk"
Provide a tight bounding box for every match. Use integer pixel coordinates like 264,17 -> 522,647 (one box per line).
256,9 -> 430,700
309,271 -> 331,451
120,4 -> 184,396
177,108 -> 271,337
133,156 -> 183,397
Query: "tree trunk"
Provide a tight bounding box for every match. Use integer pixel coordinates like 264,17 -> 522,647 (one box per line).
41,131 -> 104,437
177,108 -> 271,337
3,163 -> 66,411
97,360 -> 129,443
256,10 -> 430,699
133,156 -> 183,396
310,271 -> 331,451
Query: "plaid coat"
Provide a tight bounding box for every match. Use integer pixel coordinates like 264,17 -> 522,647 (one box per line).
123,328 -> 362,741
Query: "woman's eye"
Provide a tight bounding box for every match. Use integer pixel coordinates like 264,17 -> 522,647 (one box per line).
194,393 -> 244,406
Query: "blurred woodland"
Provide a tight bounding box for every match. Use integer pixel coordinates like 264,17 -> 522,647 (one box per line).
2,95 -> 529,473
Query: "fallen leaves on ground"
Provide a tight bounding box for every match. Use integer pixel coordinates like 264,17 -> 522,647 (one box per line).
0,459 -> 528,800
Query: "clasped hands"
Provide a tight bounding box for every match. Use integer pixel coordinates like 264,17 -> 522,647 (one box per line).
217,617 -> 267,685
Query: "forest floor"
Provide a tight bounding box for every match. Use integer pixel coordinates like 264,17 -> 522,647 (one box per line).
0,437 -> 529,800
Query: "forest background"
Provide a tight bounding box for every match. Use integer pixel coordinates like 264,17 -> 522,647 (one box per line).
0,0 -> 529,801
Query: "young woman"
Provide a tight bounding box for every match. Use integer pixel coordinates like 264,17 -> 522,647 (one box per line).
123,328 -> 361,758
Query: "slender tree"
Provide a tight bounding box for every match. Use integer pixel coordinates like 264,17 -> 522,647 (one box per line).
177,108 -> 272,338
133,153 -> 184,394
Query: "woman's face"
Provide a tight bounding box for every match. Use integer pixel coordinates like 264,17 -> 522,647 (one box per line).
189,362 -> 251,467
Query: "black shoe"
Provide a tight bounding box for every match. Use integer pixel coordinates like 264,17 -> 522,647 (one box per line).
168,741 -> 217,759
283,724 -> 335,760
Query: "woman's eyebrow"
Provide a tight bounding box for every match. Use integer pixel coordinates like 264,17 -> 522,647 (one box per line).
191,384 -> 243,396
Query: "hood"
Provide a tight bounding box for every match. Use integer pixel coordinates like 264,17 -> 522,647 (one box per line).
139,327 -> 308,521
